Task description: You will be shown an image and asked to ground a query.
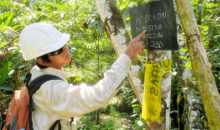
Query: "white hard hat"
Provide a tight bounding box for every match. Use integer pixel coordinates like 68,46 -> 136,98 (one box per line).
19,22 -> 70,61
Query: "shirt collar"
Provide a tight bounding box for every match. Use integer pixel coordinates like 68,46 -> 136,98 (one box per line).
31,65 -> 69,80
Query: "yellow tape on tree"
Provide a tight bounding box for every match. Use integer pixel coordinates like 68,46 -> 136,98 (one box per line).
142,58 -> 172,124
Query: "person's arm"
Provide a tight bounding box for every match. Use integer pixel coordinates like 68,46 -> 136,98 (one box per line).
46,54 -> 131,117
46,31 -> 146,117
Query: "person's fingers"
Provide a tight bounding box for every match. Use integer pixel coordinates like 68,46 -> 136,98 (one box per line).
132,31 -> 146,42
139,41 -> 144,47
131,41 -> 144,46
135,41 -> 144,50
133,42 -> 144,54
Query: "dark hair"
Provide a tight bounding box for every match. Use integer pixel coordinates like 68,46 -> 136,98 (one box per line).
36,47 -> 64,69
36,54 -> 51,69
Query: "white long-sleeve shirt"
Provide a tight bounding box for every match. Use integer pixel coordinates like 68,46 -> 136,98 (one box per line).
30,53 -> 131,130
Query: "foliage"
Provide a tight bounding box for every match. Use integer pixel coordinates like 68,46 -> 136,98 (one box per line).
207,48 -> 220,90
0,0 -> 219,129
192,0 -> 220,89
77,105 -> 121,130
77,104 -> 146,129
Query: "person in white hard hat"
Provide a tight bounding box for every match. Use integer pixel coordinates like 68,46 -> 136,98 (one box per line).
19,22 -> 145,129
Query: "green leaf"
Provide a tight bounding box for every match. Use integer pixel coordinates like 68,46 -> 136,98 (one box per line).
132,104 -> 140,108
0,61 -> 12,86
0,85 -> 13,91
179,55 -> 187,60
184,60 -> 192,69
198,25 -> 209,31
214,35 -> 220,39
97,22 -> 104,34
205,3 -> 216,8
4,12 -> 14,26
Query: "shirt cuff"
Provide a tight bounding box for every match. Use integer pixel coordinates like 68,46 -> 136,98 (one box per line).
118,53 -> 132,65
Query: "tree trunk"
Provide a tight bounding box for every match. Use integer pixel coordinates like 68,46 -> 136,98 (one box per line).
146,51 -> 171,130
175,10 -> 201,129
174,0 -> 220,129
94,0 -> 144,104
144,0 -> 172,129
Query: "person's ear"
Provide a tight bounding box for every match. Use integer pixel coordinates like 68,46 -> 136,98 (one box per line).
37,58 -> 50,67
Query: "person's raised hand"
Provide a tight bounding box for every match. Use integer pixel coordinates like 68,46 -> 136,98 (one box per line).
125,31 -> 146,60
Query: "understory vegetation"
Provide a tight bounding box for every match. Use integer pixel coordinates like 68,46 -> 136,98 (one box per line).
0,0 -> 219,129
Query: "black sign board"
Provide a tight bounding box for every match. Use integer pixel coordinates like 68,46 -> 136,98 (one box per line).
129,0 -> 178,50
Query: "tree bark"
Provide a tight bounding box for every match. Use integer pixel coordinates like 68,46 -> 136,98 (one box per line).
175,10 -> 200,129
144,0 -> 172,129
146,51 -> 171,130
94,0 -> 144,104
175,0 -> 220,129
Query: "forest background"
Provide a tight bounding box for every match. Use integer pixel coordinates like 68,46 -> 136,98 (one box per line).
0,0 -> 219,129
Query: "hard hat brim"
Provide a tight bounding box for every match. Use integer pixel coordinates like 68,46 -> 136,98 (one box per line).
22,33 -> 70,61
